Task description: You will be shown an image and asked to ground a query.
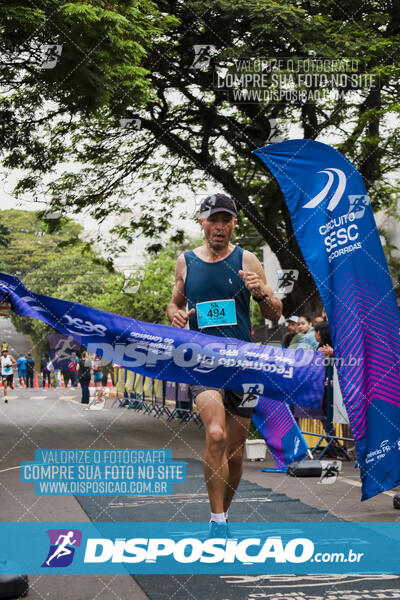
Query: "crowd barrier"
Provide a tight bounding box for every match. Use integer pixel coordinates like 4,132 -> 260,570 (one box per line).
113,367 -> 203,428
301,363 -> 354,460
112,365 -> 355,459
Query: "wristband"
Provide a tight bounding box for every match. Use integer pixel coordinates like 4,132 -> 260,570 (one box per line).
253,293 -> 270,303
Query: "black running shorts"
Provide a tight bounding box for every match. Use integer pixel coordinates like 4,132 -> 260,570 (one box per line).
190,385 -> 256,419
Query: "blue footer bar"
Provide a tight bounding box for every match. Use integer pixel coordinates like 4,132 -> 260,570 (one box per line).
1,522 -> 399,574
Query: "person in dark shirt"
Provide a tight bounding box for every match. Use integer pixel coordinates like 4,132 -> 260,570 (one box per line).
77,351 -> 92,404
41,355 -> 51,388
26,353 -> 35,388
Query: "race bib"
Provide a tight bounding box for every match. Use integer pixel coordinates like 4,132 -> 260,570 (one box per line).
1,358 -> 12,374
196,299 -> 237,329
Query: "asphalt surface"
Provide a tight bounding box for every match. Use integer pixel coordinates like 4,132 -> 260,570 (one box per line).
0,319 -> 399,599
0,316 -> 31,356
0,386 -> 398,599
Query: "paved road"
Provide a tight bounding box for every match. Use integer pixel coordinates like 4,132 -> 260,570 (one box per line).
0,316 -> 31,356
0,386 -> 398,599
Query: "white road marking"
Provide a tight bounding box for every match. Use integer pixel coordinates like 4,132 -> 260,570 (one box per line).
0,466 -> 20,473
110,495 -> 271,507
341,476 -> 397,497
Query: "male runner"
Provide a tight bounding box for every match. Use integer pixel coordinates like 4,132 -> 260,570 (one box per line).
167,193 -> 282,531
1,348 -> 17,402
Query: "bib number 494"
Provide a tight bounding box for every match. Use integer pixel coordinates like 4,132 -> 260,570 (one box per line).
207,304 -> 225,318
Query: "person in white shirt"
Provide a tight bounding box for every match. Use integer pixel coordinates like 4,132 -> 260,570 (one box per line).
1,348 -> 17,402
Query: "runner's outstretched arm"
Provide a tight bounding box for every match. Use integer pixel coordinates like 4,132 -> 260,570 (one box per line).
167,253 -> 195,327
240,251 -> 282,322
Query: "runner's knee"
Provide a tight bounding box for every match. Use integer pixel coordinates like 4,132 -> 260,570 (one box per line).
207,424 -> 227,447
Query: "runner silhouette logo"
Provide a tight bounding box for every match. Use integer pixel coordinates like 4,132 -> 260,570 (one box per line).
240,383 -> 264,407
42,529 -> 82,567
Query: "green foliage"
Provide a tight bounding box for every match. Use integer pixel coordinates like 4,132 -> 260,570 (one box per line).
0,0 -> 170,114
247,421 -> 262,440
93,247 -> 176,325
2,210 -> 178,355
0,216 -> 10,247
381,227 -> 400,295
2,1 -> 400,314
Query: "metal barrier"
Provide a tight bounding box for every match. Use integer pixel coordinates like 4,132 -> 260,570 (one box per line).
113,365 -> 355,454
112,368 -> 203,428
302,361 -> 354,460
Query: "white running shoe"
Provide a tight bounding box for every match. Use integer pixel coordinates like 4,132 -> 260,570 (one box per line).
88,401 -> 105,411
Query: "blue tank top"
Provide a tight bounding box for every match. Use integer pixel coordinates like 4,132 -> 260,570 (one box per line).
184,246 -> 252,341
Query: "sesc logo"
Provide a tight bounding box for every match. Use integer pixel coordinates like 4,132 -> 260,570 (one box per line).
61,314 -> 107,337
42,529 -> 82,568
303,168 -> 346,212
20,296 -> 49,314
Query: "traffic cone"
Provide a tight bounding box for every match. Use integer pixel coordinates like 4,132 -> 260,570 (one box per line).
45,379 -> 49,389
107,373 -> 113,388
61,374 -> 65,388
21,378 -> 25,388
67,378 -> 72,388
33,374 -> 39,388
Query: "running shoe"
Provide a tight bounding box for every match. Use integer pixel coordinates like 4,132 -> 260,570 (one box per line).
208,521 -> 229,539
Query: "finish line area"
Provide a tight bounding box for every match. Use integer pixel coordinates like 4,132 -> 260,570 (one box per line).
0,387 -> 398,599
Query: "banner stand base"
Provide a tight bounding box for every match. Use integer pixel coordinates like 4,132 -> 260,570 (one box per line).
261,467 -> 287,473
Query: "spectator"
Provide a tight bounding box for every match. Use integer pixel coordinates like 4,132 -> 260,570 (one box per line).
284,315 -> 302,348
315,321 -> 334,358
294,315 -> 319,350
282,331 -> 296,348
92,355 -> 104,406
26,353 -> 35,388
77,351 -> 92,404
287,315 -> 299,333
313,315 -> 325,327
62,354 -> 76,388
71,351 -> 79,387
41,355 -> 51,388
17,353 -> 27,387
